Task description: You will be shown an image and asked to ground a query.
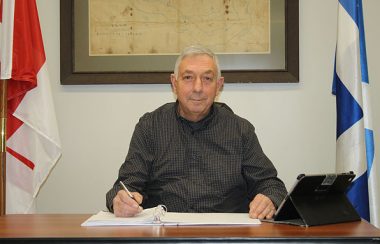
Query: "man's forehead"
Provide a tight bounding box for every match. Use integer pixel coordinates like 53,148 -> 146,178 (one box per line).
181,69 -> 214,75
179,55 -> 216,72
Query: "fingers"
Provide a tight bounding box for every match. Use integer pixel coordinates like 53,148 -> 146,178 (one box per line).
249,194 -> 276,219
113,190 -> 143,217
132,192 -> 143,205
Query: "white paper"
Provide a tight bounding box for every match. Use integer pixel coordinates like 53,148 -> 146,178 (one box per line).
162,212 -> 261,225
81,208 -> 157,226
81,209 -> 261,226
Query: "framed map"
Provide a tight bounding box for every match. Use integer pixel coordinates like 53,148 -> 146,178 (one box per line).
89,0 -> 270,55
60,0 -> 298,84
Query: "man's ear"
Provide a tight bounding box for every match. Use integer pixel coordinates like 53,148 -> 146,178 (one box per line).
170,74 -> 177,94
217,76 -> 224,94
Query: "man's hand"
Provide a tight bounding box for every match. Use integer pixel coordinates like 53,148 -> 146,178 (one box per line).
113,190 -> 143,217
249,194 -> 276,219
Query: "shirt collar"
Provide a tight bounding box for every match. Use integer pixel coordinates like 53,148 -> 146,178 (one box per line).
175,101 -> 216,132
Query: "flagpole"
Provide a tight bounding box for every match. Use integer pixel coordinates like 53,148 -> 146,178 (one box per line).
0,79 -> 7,216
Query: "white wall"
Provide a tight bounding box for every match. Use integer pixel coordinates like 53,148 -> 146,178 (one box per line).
35,0 -> 380,213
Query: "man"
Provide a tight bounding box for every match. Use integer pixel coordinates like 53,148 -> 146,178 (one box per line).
106,45 -> 287,219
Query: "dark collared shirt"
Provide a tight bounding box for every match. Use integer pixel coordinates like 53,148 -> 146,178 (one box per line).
106,102 -> 287,213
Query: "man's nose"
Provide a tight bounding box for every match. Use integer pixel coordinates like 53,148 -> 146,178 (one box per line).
193,76 -> 203,92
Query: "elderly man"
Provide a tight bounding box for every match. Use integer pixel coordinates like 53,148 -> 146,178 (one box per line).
106,45 -> 287,219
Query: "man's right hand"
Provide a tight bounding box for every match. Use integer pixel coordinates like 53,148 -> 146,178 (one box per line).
113,190 -> 143,217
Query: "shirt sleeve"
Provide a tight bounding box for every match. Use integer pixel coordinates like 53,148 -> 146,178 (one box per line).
241,121 -> 287,208
106,114 -> 154,212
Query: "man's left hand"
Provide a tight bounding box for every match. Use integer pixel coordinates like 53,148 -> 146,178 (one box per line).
248,193 -> 276,219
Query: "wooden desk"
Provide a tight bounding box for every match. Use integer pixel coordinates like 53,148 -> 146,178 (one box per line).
0,214 -> 379,243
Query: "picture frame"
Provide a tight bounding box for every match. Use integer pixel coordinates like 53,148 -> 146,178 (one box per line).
60,0 -> 298,85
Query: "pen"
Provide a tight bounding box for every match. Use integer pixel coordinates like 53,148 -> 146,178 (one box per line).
119,181 -> 143,211
119,181 -> 135,199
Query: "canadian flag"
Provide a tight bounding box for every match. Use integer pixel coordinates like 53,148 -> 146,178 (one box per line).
0,0 -> 61,213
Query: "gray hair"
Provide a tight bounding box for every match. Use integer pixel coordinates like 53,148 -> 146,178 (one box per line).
173,45 -> 221,80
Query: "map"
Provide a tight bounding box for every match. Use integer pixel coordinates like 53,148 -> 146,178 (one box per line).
89,0 -> 270,55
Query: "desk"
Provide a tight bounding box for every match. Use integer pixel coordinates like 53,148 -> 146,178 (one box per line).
0,214 -> 379,243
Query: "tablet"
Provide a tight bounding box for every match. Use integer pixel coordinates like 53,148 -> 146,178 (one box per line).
270,172 -> 360,226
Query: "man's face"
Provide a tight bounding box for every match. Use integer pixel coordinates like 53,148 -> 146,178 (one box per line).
171,54 -> 224,122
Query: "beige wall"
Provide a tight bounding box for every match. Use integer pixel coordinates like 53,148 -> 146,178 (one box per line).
35,0 -> 380,213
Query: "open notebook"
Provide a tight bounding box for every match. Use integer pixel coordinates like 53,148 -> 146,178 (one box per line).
81,205 -> 261,226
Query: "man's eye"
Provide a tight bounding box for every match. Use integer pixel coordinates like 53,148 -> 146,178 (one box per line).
202,76 -> 214,82
183,75 -> 193,81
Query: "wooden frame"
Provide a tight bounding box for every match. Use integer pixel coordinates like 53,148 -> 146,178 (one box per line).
60,1 -> 299,85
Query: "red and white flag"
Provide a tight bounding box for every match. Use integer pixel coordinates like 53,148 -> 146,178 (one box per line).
0,0 -> 61,213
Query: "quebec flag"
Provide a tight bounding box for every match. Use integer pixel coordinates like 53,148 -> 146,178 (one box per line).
332,0 -> 379,227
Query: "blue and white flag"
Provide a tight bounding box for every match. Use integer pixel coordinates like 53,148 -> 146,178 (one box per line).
332,0 -> 379,227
